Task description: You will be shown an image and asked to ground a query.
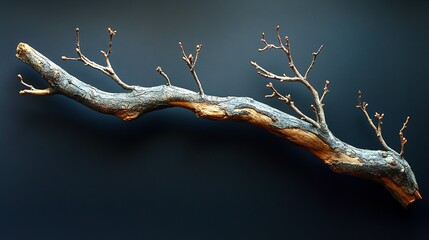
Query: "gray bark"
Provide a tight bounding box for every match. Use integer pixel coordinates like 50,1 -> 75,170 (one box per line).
16,42 -> 421,206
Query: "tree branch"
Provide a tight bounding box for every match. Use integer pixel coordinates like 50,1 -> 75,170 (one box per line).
15,28 -> 421,207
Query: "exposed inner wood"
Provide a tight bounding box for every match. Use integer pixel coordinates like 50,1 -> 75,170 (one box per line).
114,110 -> 141,121
169,101 -> 228,120
15,42 -> 421,207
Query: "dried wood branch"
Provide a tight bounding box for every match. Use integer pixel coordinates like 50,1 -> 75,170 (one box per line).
15,27 -> 421,207
252,26 -> 328,130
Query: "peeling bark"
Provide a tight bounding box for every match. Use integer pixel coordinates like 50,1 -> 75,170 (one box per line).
16,41 -> 421,207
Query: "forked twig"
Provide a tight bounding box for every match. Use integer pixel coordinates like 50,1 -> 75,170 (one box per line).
17,74 -> 53,96
356,90 -> 410,157
252,26 -> 327,129
62,28 -> 135,90
266,82 -> 319,127
179,42 -> 205,96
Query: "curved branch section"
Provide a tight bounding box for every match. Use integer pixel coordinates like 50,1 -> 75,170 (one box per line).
16,41 -> 421,207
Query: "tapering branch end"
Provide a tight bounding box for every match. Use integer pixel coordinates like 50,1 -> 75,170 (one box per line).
177,41 -> 205,96
399,116 -> 410,158
17,74 -> 53,96
156,66 -> 172,86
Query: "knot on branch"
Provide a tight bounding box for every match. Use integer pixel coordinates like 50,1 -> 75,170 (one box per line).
251,26 -> 327,129
356,90 -> 410,158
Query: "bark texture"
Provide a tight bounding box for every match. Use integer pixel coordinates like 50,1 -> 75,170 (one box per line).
16,42 -> 421,207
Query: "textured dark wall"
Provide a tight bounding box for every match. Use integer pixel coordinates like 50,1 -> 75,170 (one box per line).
1,0 -> 428,239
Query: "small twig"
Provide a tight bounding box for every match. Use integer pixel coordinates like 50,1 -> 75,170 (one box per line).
356,90 -> 396,153
399,116 -> 410,158
62,28 -> 135,91
17,74 -> 53,96
178,41 -> 205,96
250,61 -> 301,82
191,44 -> 202,71
100,28 -> 116,58
311,104 -> 319,123
266,82 -> 319,128
320,80 -> 330,104
304,45 -> 324,79
278,28 -> 303,79
156,66 -> 171,86
257,26 -> 302,78
252,26 -> 328,130
258,32 -> 282,52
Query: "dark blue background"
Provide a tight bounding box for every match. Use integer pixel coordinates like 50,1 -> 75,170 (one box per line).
1,0 -> 428,239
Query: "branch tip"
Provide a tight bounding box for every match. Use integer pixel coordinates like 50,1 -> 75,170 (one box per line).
320,80 -> 330,104
356,91 -> 396,153
178,41 -> 205,96
305,44 -> 324,79
156,66 -> 171,86
399,116 -> 410,158
17,74 -> 52,96
311,104 -> 320,123
107,27 -> 117,36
